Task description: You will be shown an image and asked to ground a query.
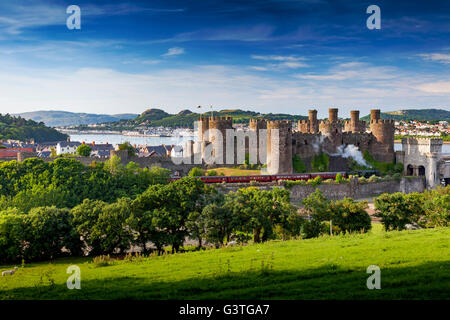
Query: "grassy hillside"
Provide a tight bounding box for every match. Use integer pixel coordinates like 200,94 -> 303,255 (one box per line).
132,108 -> 308,128
0,114 -> 68,142
1,224 -> 448,300
16,111 -> 138,127
361,109 -> 450,121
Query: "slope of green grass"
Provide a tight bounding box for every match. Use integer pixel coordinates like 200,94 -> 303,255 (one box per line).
1,224 -> 449,300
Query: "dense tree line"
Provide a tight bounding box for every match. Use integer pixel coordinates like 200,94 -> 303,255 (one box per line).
0,113 -> 68,142
0,156 -> 171,212
0,178 -> 301,263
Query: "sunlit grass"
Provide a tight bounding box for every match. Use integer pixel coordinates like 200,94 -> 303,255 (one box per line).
1,224 -> 448,300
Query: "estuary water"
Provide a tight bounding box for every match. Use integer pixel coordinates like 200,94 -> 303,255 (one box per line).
69,133 -> 194,147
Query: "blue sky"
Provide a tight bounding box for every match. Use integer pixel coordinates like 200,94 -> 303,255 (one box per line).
0,0 -> 449,118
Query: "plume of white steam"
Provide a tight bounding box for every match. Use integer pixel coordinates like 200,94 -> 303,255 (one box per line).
330,144 -> 369,167
312,135 -> 325,153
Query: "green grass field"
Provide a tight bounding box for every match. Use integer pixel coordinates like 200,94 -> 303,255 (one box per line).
1,224 -> 449,300
213,167 -> 261,176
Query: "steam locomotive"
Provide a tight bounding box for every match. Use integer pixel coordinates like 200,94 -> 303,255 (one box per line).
170,170 -> 379,184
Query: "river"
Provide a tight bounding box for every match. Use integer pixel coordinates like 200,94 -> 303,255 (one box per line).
69,133 -> 194,147
68,133 -> 450,154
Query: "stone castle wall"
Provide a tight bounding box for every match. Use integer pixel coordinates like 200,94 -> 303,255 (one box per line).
217,177 -> 425,203
196,108 -> 395,175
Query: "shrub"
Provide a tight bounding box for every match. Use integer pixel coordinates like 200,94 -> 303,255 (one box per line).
293,155 -> 306,173
375,193 -> 425,230
311,153 -> 329,172
329,199 -> 371,233
301,219 -> 327,239
302,190 -> 371,237
92,254 -> 115,267
335,173 -> 344,183
358,176 -> 367,184
188,167 -> 205,177
206,170 -> 217,176
307,176 -> 323,186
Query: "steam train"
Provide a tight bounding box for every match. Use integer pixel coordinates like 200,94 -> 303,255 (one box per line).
170,170 -> 379,184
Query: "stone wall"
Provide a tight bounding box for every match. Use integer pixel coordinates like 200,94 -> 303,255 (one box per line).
216,177 -> 425,203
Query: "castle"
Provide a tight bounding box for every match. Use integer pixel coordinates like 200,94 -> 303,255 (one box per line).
186,108 -> 395,175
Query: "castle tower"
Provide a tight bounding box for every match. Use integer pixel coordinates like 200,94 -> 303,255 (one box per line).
329,108 -> 338,122
266,120 -> 293,174
308,110 -> 319,133
344,110 -> 366,133
249,119 -> 267,164
207,116 -> 233,164
297,109 -> 319,133
369,109 -> 395,162
197,116 -> 210,142
400,137 -> 443,188
318,108 -> 343,152
371,109 -> 381,121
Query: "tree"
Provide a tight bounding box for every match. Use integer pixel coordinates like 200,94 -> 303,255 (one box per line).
118,141 -> 136,157
302,189 -> 371,236
90,198 -> 133,254
130,185 -> 165,254
71,199 -> 108,255
0,208 -> 26,263
23,207 -> 82,260
329,198 -> 371,233
77,144 -> 92,157
186,189 -> 224,249
226,187 -> 293,243
375,192 -> 425,230
302,189 -> 331,221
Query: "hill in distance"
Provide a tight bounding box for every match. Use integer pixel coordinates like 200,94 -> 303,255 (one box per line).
361,109 -> 450,121
15,110 -> 138,127
132,108 -> 307,128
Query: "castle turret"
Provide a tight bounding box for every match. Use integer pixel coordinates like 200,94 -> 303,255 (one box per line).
197,116 -> 210,142
297,109 -> 319,133
344,110 -> 366,133
371,109 -> 381,121
369,109 -> 395,162
207,116 -> 233,164
266,120 -> 293,174
329,108 -> 338,122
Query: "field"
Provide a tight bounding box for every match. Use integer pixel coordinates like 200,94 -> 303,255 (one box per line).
213,167 -> 261,176
0,224 -> 449,300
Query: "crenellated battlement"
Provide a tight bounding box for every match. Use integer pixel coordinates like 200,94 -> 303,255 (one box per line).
402,137 -> 443,145
267,120 -> 292,128
370,119 -> 395,124
209,116 -> 232,122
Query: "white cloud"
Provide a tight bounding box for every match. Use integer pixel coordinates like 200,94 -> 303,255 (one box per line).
416,81 -> 450,94
251,55 -> 306,62
0,2 -> 185,35
163,47 -> 185,57
249,66 -> 269,71
418,53 -> 450,64
250,55 -> 308,70
0,62 -> 448,118
295,62 -> 396,81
